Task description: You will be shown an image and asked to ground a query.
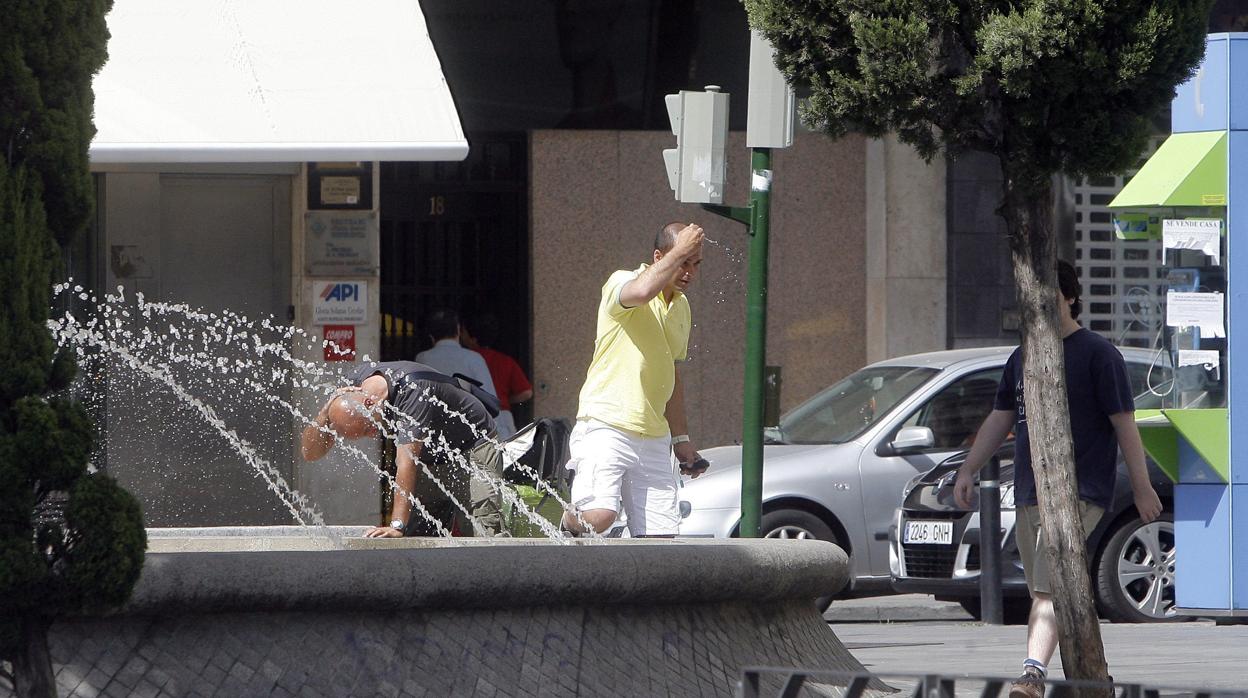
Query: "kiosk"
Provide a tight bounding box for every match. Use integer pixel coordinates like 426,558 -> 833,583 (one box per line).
1109,33 -> 1246,617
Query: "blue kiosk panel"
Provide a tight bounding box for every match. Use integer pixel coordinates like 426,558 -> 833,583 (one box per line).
1177,437 -> 1223,484
1175,483 -> 1232,610
1232,129 -> 1248,485
1173,36 -> 1228,134
1231,36 -> 1248,132
1235,485 -> 1248,608
1172,35 -> 1248,133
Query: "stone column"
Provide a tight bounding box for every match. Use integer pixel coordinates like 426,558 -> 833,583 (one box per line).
865,135 -> 948,363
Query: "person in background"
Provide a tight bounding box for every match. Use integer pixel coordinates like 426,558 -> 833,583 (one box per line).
953,260 -> 1161,698
461,314 -> 533,439
415,308 -> 498,401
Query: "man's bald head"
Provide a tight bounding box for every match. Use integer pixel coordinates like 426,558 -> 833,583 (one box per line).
654,222 -> 686,253
327,391 -> 381,439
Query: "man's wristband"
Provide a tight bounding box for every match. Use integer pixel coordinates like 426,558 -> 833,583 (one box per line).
671,434 -> 691,445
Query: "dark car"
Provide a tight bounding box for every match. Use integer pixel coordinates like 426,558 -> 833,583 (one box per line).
889,447 -> 1178,623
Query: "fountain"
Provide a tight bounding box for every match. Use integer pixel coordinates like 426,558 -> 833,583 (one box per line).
23,285 -> 873,698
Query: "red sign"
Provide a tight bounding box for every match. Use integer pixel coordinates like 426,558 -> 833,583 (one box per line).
323,325 -> 356,362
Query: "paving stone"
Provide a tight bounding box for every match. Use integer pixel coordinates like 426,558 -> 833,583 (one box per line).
132,679 -> 161,698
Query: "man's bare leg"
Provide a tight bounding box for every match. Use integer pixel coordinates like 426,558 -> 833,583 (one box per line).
1027,592 -> 1060,665
1009,592 -> 1059,697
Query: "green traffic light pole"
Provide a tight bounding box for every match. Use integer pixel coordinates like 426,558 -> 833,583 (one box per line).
701,147 -> 772,538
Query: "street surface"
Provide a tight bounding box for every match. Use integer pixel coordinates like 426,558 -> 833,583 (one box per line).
823,595 -> 1248,693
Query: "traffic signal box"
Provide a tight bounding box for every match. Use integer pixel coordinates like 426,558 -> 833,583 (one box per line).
662,87 -> 730,205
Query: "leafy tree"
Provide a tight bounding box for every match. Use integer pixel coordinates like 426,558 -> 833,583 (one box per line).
0,1 -> 146,696
746,0 -> 1210,684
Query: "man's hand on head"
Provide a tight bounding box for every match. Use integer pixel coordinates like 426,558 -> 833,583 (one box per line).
673,224 -> 704,259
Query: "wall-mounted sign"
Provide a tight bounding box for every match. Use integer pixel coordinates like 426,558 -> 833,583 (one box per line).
1163,219 -> 1222,265
1166,290 -> 1225,338
305,211 -> 379,276
307,162 -> 372,210
323,325 -> 357,361
312,280 -> 368,325
320,177 -> 362,206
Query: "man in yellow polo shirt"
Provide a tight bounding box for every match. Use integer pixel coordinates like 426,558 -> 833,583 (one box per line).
562,221 -> 707,537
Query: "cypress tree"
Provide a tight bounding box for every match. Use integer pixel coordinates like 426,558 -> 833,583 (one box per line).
0,2 -> 146,695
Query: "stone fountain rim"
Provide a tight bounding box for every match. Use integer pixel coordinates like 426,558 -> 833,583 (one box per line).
121,526 -> 850,615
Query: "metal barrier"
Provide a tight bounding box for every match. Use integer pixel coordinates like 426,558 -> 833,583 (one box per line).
737,668 -> 1248,698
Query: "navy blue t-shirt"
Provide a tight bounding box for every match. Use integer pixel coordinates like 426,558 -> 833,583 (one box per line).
994,329 -> 1135,509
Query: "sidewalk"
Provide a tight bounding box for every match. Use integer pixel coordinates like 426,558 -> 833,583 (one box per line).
824,597 -> 1248,692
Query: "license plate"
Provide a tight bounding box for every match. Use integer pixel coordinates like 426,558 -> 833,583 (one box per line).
903,520 -> 953,545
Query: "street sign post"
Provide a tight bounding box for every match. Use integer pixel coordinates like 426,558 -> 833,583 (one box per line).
663,30 -> 794,537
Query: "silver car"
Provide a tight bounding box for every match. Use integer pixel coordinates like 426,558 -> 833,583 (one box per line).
677,345 -> 1168,600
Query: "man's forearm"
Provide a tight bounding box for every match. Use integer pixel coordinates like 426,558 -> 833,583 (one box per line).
389,443 -> 421,523
1110,412 -> 1151,489
958,409 -> 1015,475
300,404 -> 334,461
665,365 -> 690,438
620,253 -> 689,307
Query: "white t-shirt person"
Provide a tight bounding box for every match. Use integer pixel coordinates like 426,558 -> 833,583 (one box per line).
416,339 -> 498,399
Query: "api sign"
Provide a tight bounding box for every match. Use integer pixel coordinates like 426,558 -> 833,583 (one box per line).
312,280 -> 368,325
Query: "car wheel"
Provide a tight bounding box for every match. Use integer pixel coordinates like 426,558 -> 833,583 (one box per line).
957,597 -> 1032,625
760,509 -> 839,612
1095,513 -> 1179,623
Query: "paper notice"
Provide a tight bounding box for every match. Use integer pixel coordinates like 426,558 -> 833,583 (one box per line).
1163,219 -> 1222,265
1166,291 -> 1225,337
1177,349 -> 1220,370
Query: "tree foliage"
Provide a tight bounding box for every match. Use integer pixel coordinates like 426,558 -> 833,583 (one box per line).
0,0 -> 113,245
0,0 -> 146,691
747,0 -> 1211,188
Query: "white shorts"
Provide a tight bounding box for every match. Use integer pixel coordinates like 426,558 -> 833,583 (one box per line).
566,420 -> 680,536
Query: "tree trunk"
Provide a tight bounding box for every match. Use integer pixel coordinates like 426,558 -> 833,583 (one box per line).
1001,171 -> 1111,693
11,617 -> 56,698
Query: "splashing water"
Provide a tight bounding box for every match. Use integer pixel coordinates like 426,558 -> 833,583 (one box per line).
49,282 -> 586,543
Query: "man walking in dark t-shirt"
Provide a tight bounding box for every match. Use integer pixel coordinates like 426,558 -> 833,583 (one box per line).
954,261 -> 1161,698
300,361 -> 504,537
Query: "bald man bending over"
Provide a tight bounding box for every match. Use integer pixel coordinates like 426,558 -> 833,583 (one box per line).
301,361 -> 504,537
562,222 -> 708,537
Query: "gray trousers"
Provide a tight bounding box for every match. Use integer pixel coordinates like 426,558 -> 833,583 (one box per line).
463,438 -> 505,536
405,436 -> 505,537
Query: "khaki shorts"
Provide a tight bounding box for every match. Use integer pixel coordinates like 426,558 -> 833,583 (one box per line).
1015,501 -> 1104,596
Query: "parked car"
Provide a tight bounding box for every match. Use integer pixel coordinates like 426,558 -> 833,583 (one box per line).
890,447 -> 1177,623
677,345 -> 1173,606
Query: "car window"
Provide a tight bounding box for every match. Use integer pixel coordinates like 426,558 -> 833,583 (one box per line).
900,368 -> 1004,449
776,366 -> 938,445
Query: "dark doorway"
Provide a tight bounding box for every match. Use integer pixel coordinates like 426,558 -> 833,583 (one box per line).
378,132 -> 531,421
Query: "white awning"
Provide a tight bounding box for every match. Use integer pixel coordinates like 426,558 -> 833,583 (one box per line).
91,0 -> 468,164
